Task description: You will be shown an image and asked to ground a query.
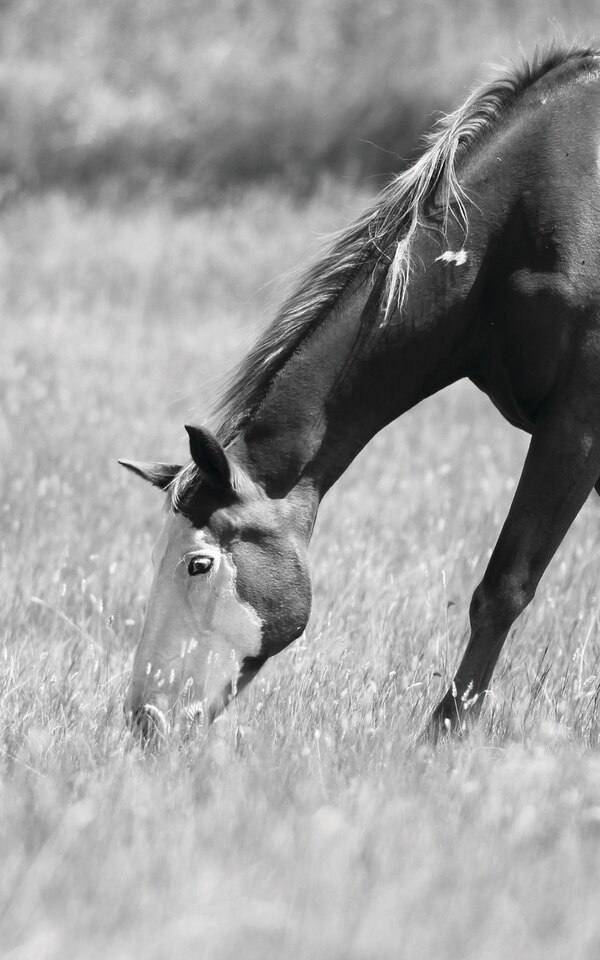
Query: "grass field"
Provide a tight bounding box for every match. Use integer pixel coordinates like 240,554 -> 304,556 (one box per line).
4,187 -> 600,958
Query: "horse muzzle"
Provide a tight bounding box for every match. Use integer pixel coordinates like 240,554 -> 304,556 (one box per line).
126,702 -> 169,744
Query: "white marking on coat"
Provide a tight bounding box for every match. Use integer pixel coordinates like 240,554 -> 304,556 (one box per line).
130,511 -> 263,717
435,249 -> 468,266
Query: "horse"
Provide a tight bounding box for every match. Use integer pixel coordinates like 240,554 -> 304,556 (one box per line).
121,44 -> 600,742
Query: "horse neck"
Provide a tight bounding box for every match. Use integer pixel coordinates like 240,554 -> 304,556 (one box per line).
231,242 -> 477,535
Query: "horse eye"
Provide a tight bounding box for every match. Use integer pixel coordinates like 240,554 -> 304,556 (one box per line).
187,556 -> 213,577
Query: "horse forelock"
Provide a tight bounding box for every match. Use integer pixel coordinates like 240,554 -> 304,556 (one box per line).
166,459 -> 257,521
212,43 -> 600,447
166,462 -> 198,515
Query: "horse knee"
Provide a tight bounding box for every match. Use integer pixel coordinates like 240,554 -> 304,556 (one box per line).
470,576 -> 535,633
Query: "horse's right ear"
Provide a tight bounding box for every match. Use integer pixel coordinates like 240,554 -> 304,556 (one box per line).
184,424 -> 233,492
118,460 -> 181,491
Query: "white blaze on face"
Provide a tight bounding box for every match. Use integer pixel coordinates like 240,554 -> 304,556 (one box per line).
128,511 -> 263,719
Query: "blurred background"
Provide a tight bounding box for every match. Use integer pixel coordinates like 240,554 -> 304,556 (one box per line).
1,0 -> 599,205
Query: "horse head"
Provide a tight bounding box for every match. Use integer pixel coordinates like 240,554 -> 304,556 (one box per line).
120,425 -> 312,740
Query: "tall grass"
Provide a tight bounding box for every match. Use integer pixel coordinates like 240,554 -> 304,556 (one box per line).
0,0 -> 599,198
4,189 -> 600,956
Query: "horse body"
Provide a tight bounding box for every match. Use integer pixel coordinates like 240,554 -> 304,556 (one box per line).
122,46 -> 600,739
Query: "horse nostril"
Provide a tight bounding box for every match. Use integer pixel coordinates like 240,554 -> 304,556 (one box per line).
130,703 -> 169,745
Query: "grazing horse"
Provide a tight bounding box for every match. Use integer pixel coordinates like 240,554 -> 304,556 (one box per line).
121,45 -> 600,741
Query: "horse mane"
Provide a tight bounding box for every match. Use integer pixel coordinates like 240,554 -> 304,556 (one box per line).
168,43 -> 599,509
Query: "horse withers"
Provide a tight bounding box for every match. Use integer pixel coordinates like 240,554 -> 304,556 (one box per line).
122,45 -> 600,741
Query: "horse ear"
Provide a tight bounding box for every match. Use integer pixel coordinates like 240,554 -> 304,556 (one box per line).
184,424 -> 232,491
118,460 -> 181,490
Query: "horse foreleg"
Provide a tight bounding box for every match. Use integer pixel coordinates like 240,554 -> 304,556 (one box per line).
425,401 -> 600,740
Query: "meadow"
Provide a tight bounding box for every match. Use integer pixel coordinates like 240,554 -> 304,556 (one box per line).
4,185 -> 600,958
5,4 -> 600,954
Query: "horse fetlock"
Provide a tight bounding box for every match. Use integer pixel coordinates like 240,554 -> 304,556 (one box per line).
424,685 -> 484,743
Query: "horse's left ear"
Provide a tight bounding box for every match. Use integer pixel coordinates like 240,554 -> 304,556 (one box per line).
118,460 -> 181,490
184,424 -> 232,491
